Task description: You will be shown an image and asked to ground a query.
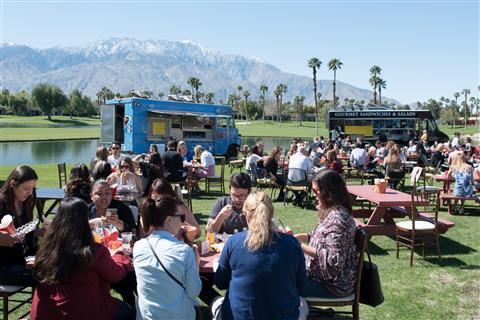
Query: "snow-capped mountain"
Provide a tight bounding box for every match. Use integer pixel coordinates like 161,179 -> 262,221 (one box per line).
0,38 -> 400,105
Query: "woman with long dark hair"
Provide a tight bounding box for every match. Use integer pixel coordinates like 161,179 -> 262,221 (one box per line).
66,163 -> 92,204
0,165 -> 38,286
133,152 -> 164,196
92,146 -> 112,180
30,197 -> 134,320
295,170 -> 357,299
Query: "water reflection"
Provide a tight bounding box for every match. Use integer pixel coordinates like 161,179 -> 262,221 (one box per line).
0,140 -> 100,166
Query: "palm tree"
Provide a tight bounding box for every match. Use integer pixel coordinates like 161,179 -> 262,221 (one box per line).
243,90 -> 251,121
276,84 -> 287,124
169,85 -> 181,95
158,92 -> 164,100
274,87 -> 281,124
344,98 -> 349,106
377,78 -> 387,106
369,66 -> 382,105
187,77 -> 202,102
308,58 -> 322,134
182,89 -> 192,96
205,92 -> 215,104
328,58 -> 343,109
260,84 -> 268,122
461,89 -> 471,128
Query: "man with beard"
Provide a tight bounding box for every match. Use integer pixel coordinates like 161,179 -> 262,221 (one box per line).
207,173 -> 251,234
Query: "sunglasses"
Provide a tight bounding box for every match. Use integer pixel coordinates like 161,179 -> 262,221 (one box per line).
172,214 -> 186,223
112,147 -> 120,150
121,165 -> 130,169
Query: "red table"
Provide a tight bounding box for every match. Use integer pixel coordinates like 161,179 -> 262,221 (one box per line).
348,185 -> 427,237
434,175 -> 480,193
199,251 -> 220,273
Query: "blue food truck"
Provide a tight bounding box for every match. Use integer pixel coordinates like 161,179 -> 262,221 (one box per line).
100,98 -> 241,156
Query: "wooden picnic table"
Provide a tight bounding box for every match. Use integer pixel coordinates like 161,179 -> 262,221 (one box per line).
347,185 -> 428,237
434,175 -> 480,193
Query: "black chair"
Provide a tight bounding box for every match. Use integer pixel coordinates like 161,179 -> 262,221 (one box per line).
284,168 -> 310,208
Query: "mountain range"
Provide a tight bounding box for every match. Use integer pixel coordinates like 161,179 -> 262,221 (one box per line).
0,38 -> 400,105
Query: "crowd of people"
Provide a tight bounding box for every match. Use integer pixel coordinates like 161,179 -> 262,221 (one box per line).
0,132 -> 479,319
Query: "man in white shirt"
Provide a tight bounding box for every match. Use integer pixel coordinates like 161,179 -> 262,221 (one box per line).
406,140 -> 417,155
107,141 -> 124,169
288,146 -> 313,183
350,143 -> 367,169
451,132 -> 461,149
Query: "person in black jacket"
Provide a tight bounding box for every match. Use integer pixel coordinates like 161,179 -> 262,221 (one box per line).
66,163 -> 92,204
162,140 -> 185,183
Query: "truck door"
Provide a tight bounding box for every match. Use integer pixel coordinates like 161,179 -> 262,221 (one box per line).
214,117 -> 229,154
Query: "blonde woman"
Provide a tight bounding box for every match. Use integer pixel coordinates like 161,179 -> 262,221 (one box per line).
212,191 -> 309,320
448,152 -> 475,205
193,145 -> 215,178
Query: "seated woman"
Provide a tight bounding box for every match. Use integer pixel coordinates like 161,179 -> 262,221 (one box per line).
193,145 -> 216,178
0,166 -> 39,287
325,149 -> 343,175
415,142 -> 429,167
430,143 -> 446,170
107,157 -> 142,193
66,163 -> 92,204
134,196 -> 202,320
213,191 -> 308,320
148,178 -> 201,240
263,146 -> 286,200
449,152 -> 475,205
295,170 -> 357,299
91,146 -> 112,181
384,145 -> 405,189
149,144 -> 159,155
30,197 -> 134,320
363,147 -> 384,181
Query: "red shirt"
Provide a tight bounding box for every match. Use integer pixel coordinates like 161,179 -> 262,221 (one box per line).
30,243 -> 131,320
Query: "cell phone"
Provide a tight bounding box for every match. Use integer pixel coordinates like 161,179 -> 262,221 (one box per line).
106,208 -> 118,218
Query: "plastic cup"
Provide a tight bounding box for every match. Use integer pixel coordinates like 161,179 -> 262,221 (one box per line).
182,225 -> 197,243
121,232 -> 133,250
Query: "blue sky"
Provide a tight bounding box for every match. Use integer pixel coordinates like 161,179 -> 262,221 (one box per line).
1,0 -> 478,104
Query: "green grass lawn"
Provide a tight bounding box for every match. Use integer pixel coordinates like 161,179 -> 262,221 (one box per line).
1,115 -> 478,142
2,163 -> 479,320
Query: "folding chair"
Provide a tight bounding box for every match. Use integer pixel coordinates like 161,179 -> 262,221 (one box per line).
0,285 -> 33,320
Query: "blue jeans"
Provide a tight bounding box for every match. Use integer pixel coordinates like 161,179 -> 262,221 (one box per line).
301,277 -> 337,299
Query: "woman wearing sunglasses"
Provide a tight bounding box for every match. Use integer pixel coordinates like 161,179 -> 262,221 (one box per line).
134,195 -> 201,320
107,157 -> 142,193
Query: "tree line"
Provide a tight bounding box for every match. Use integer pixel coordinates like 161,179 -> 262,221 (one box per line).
1,75 -> 478,128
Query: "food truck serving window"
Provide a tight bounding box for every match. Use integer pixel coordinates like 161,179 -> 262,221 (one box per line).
147,112 -> 169,140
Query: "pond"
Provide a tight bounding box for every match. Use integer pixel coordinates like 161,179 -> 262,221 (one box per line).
0,136 -> 298,166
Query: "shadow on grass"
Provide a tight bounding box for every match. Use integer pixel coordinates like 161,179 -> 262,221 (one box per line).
424,257 -> 469,267
194,212 -> 210,225
366,241 -> 389,256
439,236 -> 477,255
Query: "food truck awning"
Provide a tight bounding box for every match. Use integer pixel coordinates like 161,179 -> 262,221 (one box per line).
147,110 -> 230,117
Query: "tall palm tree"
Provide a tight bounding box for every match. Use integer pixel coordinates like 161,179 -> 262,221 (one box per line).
158,92 -> 164,100
243,90 -> 251,121
461,89 -> 471,128
276,84 -> 287,125
369,66 -> 382,104
274,87 -> 281,124
377,78 -> 387,106
308,58 -> 322,134
344,98 -> 349,106
260,84 -> 268,122
328,58 -> 343,108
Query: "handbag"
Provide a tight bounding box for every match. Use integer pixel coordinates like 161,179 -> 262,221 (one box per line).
359,245 -> 384,307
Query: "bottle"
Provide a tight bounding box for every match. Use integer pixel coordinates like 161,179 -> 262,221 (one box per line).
206,231 -> 215,245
